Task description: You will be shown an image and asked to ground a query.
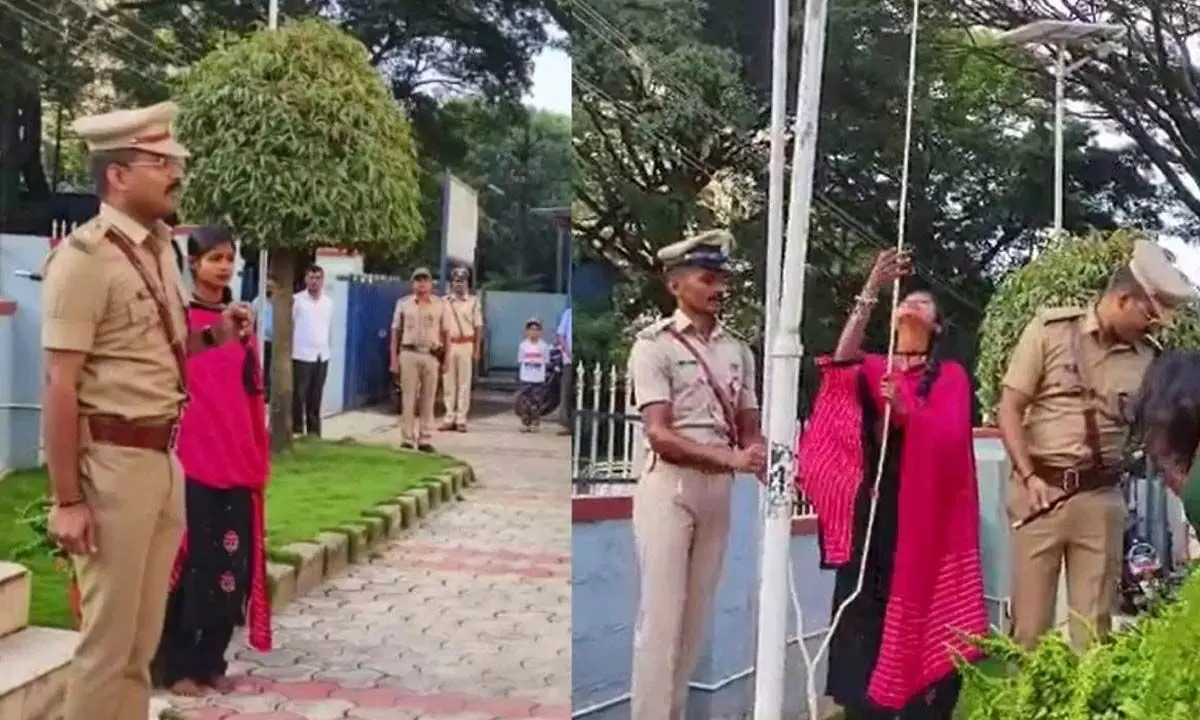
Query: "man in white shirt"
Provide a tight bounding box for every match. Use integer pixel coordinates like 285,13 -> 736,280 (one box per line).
292,265 -> 334,437
252,279 -> 275,397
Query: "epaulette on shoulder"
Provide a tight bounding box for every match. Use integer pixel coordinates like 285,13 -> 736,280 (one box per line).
635,317 -> 673,340
66,216 -> 110,254
1039,306 -> 1086,325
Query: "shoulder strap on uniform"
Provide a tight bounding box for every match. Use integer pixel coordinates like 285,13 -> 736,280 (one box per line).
449,297 -> 467,337
1066,318 -> 1104,469
665,327 -> 741,448
635,317 -> 671,341
1040,306 -> 1086,325
66,217 -> 110,255
104,228 -> 190,402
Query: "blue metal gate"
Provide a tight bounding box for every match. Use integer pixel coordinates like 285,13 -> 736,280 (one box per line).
342,275 -> 408,409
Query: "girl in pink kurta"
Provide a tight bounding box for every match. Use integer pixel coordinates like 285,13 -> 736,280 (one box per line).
152,226 -> 272,696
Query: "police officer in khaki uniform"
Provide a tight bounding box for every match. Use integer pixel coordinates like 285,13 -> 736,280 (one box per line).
41,102 -> 253,720
439,266 -> 483,432
999,240 -> 1196,651
627,230 -> 767,720
390,267 -> 444,451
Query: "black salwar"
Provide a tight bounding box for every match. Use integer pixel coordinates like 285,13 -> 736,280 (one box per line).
152,480 -> 254,687
824,376 -> 963,720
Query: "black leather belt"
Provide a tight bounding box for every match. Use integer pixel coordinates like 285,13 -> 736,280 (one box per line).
1032,461 -> 1122,493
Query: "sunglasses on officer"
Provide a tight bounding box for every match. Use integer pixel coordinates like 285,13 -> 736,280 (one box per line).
120,152 -> 187,172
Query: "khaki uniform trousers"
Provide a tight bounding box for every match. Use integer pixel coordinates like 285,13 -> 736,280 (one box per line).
441,342 -> 474,425
631,459 -> 732,720
65,442 -> 185,720
1009,484 -> 1125,650
399,349 -> 439,445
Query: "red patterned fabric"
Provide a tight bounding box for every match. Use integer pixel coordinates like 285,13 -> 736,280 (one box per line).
796,354 -> 987,709
796,357 -> 866,566
170,304 -> 272,652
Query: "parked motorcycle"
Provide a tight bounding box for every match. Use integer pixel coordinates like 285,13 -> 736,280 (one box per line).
1120,531 -> 1165,615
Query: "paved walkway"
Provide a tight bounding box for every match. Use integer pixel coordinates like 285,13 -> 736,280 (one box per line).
161,396 -> 571,720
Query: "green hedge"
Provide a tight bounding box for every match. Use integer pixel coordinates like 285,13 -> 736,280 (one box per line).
961,571 -> 1200,719
974,230 -> 1200,422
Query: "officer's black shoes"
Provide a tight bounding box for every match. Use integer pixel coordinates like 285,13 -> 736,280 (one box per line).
401,442 -> 415,450
418,443 -> 436,453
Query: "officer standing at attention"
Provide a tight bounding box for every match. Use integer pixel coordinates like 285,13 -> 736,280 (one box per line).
627,229 -> 767,720
439,266 -> 483,432
41,102 -> 253,720
999,239 -> 1195,651
391,267 -> 444,451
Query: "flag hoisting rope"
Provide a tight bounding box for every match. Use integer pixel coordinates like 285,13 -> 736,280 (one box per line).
753,0 -> 925,716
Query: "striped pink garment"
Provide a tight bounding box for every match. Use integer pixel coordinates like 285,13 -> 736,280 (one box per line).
796,355 -> 988,708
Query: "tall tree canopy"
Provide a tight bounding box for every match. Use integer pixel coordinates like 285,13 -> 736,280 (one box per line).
426,99 -> 571,291
0,0 -> 553,239
573,0 -> 1165,367
175,18 -> 423,451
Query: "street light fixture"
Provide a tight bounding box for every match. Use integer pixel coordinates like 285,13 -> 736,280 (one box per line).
997,20 -> 1124,235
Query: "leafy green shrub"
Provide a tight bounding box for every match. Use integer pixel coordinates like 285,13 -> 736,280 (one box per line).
975,230 -> 1200,421
10,496 -> 73,578
961,570 -> 1200,719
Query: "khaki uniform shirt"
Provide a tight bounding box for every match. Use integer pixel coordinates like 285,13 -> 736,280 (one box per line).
1002,305 -> 1153,468
392,295 -> 444,351
41,203 -> 189,423
443,295 -> 483,340
628,309 -> 758,447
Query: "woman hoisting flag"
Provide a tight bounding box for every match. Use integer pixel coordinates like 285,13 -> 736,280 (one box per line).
795,250 -> 988,719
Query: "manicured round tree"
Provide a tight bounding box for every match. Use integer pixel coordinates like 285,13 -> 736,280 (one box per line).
975,229 -> 1200,421
174,18 -> 423,451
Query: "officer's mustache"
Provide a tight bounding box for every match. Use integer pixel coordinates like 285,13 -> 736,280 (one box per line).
167,181 -> 182,193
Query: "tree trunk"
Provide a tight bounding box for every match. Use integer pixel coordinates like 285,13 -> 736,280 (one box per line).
269,249 -> 297,453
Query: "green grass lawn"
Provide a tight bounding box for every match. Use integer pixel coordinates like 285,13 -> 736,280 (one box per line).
0,439 -> 455,629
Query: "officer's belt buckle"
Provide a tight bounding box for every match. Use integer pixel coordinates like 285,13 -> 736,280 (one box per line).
168,423 -> 181,452
1061,467 -> 1081,493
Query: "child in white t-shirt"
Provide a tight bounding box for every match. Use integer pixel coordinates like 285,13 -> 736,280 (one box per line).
516,318 -> 551,430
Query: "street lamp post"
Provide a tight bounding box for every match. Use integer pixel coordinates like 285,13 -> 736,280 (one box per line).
997,20 -> 1123,236
258,0 -> 279,384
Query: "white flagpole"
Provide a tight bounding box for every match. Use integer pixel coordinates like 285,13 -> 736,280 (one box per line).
752,0 -> 790,706
258,0 -> 278,380
760,0 -> 790,449
753,0 -> 833,715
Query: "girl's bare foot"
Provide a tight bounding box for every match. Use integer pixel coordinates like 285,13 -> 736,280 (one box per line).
169,679 -> 207,697
209,675 -> 237,693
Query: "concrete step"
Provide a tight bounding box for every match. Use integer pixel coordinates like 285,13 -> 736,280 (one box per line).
0,626 -> 77,720
0,563 -> 30,640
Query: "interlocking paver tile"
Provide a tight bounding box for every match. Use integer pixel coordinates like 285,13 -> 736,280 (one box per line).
157,400 -> 568,718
